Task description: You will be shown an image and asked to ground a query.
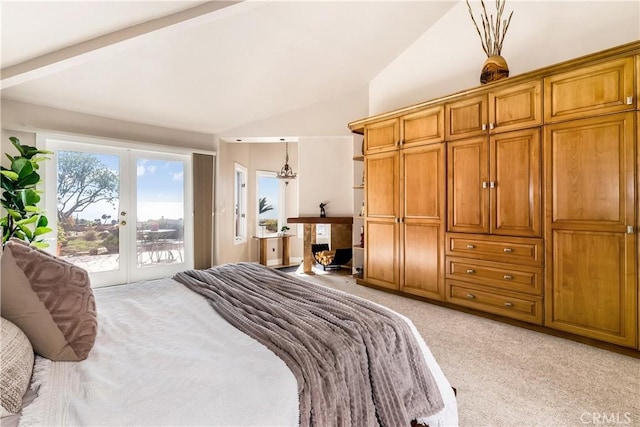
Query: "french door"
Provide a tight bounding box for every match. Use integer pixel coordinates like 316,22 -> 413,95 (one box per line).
44,138 -> 193,287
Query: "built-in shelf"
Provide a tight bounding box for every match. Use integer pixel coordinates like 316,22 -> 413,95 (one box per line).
353,185 -> 364,189
353,245 -> 364,250
353,155 -> 364,161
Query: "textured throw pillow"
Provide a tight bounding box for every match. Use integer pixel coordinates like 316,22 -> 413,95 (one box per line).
0,238 -> 97,361
0,317 -> 34,414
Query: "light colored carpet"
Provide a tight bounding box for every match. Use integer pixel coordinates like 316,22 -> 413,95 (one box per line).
295,269 -> 640,427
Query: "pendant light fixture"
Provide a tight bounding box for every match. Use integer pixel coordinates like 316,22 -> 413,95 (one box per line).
276,139 -> 297,180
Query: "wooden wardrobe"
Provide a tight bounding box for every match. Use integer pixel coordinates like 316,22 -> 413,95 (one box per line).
348,41 -> 640,351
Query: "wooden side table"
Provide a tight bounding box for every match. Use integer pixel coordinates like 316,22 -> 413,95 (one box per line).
253,235 -> 292,267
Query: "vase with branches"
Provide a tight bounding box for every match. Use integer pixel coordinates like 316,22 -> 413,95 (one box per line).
465,0 -> 514,84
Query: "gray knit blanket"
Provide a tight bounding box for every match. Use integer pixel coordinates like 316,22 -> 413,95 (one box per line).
173,263 -> 444,426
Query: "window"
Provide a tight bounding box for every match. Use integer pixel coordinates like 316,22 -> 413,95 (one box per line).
234,163 -> 247,243
256,171 -> 284,236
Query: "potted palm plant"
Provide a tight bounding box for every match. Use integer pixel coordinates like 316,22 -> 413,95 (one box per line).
279,225 -> 290,236
1,137 -> 53,247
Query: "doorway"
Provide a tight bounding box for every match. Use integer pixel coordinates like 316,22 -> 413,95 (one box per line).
43,137 -> 193,287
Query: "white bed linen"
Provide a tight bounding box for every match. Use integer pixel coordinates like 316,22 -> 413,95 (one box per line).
19,277 -> 458,426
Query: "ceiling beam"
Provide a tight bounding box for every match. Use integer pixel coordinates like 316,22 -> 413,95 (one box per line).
1,1 -> 246,89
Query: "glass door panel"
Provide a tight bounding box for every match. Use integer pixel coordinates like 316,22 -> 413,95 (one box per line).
130,153 -> 191,282
135,158 -> 185,268
54,146 -> 127,286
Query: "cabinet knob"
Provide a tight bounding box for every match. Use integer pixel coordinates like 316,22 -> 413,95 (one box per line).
466,244 -> 475,249
503,248 -> 513,253
489,122 -> 495,130
503,275 -> 513,280
504,302 -> 514,308
466,269 -> 475,274
482,181 -> 489,189
627,96 -> 634,105
466,293 -> 476,299
481,123 -> 487,131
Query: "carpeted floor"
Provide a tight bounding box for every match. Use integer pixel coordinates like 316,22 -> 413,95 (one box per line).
293,268 -> 640,427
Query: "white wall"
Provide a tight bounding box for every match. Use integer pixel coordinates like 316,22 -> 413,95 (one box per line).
370,0 -> 640,115
219,85 -> 369,139
1,99 -> 214,151
298,136 -> 353,218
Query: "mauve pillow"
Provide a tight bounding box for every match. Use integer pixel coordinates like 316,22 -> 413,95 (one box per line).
0,238 -> 97,361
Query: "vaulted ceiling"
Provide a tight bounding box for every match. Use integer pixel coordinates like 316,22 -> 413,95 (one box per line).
1,1 -> 457,136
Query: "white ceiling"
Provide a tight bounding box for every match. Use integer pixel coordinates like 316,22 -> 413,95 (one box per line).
1,1 -> 456,136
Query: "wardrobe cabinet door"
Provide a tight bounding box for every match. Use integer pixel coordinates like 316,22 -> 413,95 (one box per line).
364,118 -> 399,154
365,219 -> 399,290
490,128 -> 541,237
545,112 -> 637,348
544,56 -> 635,123
447,137 -> 489,234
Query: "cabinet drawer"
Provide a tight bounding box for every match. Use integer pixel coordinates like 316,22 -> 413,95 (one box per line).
447,280 -> 543,324
446,233 -> 543,266
544,56 -> 635,123
446,257 -> 543,295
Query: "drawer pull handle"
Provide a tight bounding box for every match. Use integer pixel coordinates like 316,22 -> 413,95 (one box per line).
503,275 -> 513,280
503,248 -> 513,253
466,244 -> 475,249
504,302 -> 514,308
466,293 -> 475,299
466,269 -> 475,274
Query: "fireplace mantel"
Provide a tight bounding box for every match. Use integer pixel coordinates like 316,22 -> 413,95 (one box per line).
287,216 -> 353,224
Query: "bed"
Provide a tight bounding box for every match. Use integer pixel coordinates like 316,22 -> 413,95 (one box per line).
1,241 -> 458,427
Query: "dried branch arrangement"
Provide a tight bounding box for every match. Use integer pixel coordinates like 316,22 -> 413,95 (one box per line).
465,0 -> 513,57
